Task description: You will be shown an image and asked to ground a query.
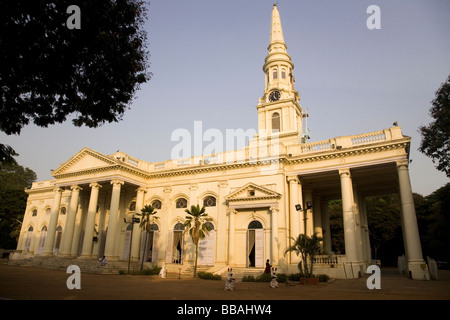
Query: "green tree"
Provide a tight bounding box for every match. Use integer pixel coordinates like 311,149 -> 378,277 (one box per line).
0,0 -> 151,135
419,75 -> 450,177
328,200 -> 345,254
284,233 -> 323,278
366,195 -> 402,263
137,204 -> 158,270
415,183 -> 450,259
183,204 -> 213,277
0,161 -> 37,249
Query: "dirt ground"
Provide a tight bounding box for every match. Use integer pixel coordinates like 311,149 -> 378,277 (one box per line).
1,264 -> 450,301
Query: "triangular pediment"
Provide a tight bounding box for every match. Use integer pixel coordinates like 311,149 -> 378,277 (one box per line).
52,148 -> 117,176
225,183 -> 281,202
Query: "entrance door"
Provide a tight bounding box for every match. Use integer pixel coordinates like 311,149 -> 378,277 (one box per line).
247,221 -> 264,268
122,224 -> 133,260
37,225 -> 47,255
199,223 -> 215,266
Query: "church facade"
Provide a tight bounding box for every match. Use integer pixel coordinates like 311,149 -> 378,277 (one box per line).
14,5 -> 428,280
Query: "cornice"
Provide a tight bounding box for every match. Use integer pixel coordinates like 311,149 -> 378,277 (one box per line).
48,137 -> 410,184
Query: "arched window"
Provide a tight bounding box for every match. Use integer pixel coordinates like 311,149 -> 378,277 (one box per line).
129,201 -> 136,212
31,209 -> 37,217
152,200 -> 162,209
281,68 -> 286,79
248,220 -> 264,268
174,222 -> 185,231
203,196 -> 216,207
60,207 -> 66,215
248,220 -> 263,229
150,223 -> 159,231
204,222 -> 214,231
176,198 -> 187,209
273,69 -> 278,80
45,208 -> 51,216
24,226 -> 34,251
272,112 -> 280,133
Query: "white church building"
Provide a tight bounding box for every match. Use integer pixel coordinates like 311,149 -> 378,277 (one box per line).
14,5 -> 428,280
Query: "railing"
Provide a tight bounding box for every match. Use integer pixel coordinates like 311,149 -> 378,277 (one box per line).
298,127 -> 401,155
313,255 -> 346,266
351,131 -> 386,146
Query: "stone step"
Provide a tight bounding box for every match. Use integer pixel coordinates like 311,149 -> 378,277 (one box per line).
7,256 -> 139,274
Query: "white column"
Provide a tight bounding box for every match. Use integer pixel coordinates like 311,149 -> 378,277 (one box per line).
227,209 -> 237,266
42,188 -> 64,256
131,187 -> 146,261
270,206 -> 279,265
313,195 -> 323,239
397,160 -> 428,280
104,180 -> 124,259
287,176 -> 301,265
59,185 -> 82,257
217,181 -> 228,266
321,200 -> 332,254
79,182 -> 101,258
339,169 -> 358,263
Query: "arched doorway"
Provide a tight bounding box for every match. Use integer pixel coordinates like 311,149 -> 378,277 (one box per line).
166,222 -> 185,264
122,224 -> 133,260
247,220 -> 264,268
36,225 -> 47,255
53,225 -> 63,255
141,223 -> 160,263
199,222 -> 215,266
24,226 -> 33,251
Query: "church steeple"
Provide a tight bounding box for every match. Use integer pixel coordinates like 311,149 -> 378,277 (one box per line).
256,4 -> 306,145
262,4 -> 296,96
269,4 -> 285,45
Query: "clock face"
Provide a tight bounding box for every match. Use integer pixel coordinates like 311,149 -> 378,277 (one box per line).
269,90 -> 281,102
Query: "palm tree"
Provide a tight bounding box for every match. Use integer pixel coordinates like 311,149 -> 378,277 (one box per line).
285,233 -> 323,278
138,204 -> 159,270
183,204 -> 213,277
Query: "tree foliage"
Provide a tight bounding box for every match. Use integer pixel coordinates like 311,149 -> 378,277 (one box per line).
183,204 -> 212,277
0,161 -> 37,249
0,0 -> 151,135
284,233 -> 322,278
419,75 -> 450,177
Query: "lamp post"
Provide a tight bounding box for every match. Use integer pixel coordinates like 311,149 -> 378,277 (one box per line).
123,215 -> 140,274
295,201 -> 312,235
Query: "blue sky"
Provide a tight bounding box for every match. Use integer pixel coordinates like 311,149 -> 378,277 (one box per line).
1,0 -> 449,195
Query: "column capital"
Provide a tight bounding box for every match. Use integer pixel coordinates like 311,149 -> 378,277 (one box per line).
396,159 -> 410,169
227,208 -> 238,215
53,187 -> 64,193
89,182 -> 102,189
70,185 -> 83,192
110,179 -> 124,186
339,168 -> 351,177
287,175 -> 299,184
135,186 -> 147,194
269,206 -> 280,213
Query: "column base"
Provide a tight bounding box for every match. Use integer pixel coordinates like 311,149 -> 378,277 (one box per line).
41,252 -> 54,257
343,261 -> 364,279
77,254 -> 94,260
408,260 -> 430,280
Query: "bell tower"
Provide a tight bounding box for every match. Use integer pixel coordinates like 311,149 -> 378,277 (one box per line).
256,4 -> 308,145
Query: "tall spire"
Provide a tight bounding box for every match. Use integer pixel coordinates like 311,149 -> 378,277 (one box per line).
257,4 -> 304,145
262,4 -> 294,95
270,4 -> 285,45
